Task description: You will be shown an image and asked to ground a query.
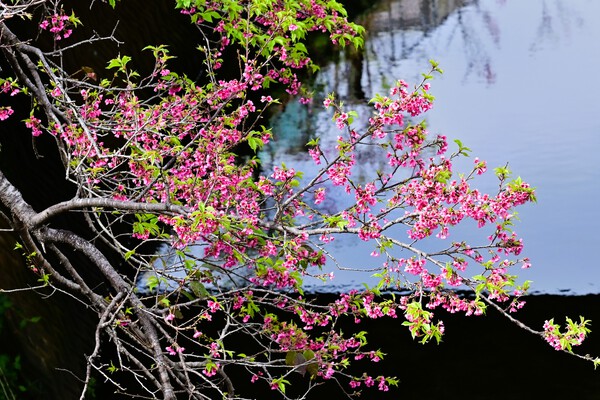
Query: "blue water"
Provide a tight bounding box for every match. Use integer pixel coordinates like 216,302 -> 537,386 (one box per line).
262,0 -> 600,294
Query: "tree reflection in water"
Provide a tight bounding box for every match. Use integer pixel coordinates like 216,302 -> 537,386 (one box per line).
263,0 -> 600,294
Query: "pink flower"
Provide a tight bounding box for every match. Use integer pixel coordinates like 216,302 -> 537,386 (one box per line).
0,107 -> 14,121
335,112 -> 348,129
314,188 -> 326,204
403,258 -> 425,275
39,12 -> 76,40
203,364 -> 219,377
207,300 -> 221,313
323,365 -> 334,379
25,116 -> 42,137
378,377 -> 389,391
474,157 -> 487,175
166,345 -> 184,356
308,147 -> 321,165
50,86 -> 62,98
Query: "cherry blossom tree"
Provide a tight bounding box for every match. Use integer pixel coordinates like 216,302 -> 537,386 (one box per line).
0,0 -> 596,398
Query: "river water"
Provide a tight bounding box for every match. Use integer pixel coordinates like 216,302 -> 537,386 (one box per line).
262,0 -> 600,294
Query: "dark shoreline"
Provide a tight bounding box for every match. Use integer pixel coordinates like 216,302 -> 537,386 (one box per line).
221,293 -> 600,399
322,293 -> 600,399
4,292 -> 599,399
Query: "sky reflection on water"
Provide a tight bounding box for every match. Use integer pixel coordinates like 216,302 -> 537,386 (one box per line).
263,0 -> 600,294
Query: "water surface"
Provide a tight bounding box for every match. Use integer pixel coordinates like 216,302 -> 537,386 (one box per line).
263,0 -> 600,294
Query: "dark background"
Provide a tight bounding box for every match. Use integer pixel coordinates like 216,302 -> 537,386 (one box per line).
296,294 -> 600,400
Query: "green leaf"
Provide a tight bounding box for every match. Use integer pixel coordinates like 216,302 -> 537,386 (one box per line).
453,139 -> 471,156
37,273 -> 51,286
175,0 -> 192,8
107,58 -> 121,70
124,249 -> 135,260
146,275 -> 160,292
159,297 -> 170,307
306,137 -> 320,147
494,165 -> 511,179
106,55 -> 132,71
201,10 -> 220,23
247,136 -> 263,152
107,360 -> 118,373
189,281 -> 209,298
306,361 -> 318,378
302,349 -> 315,360
285,351 -> 297,366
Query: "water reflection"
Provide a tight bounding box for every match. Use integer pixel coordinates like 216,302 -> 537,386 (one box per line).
363,1 -> 470,69
263,0 -> 600,294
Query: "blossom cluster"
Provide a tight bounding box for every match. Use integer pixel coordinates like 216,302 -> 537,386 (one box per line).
543,318 -> 590,352
39,10 -> 80,40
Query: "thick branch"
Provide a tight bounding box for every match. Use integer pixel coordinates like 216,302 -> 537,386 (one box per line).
31,197 -> 190,228
0,170 -> 37,228
36,227 -> 176,399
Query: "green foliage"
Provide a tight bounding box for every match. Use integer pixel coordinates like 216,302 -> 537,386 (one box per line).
508,176 -> 537,202
107,361 -> 119,374
429,59 -> 444,74
454,139 -> 471,157
402,301 -> 444,344
107,54 -> 132,71
0,296 -> 40,398
189,281 -> 209,298
0,355 -> 26,399
133,214 -> 162,239
544,316 -> 592,352
494,165 -> 511,180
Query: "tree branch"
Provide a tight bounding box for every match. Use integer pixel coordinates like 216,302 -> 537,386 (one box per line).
30,197 -> 189,228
